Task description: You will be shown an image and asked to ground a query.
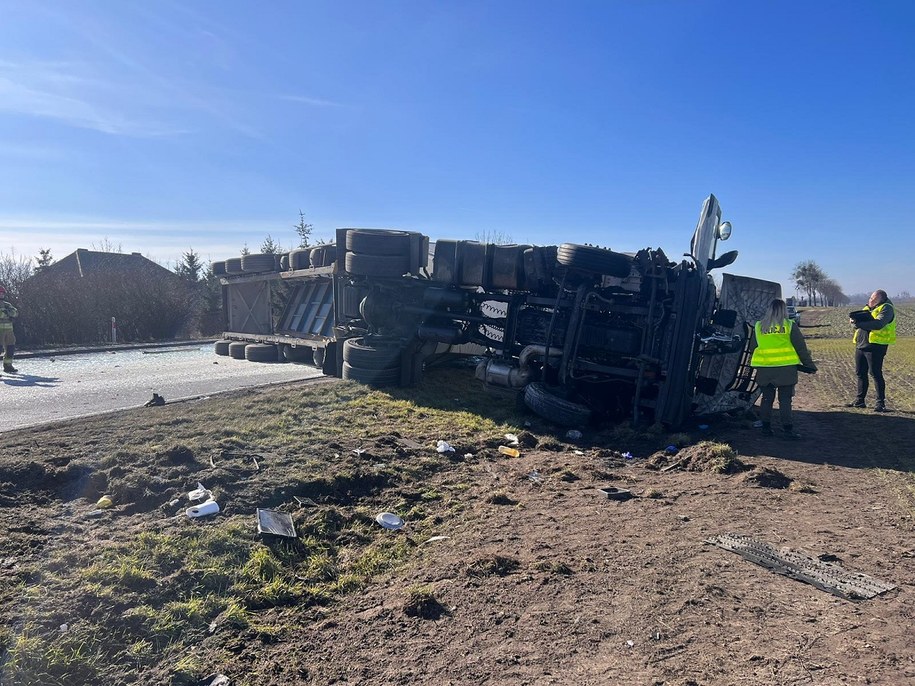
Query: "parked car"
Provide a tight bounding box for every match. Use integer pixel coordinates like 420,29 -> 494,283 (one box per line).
786,305 -> 801,324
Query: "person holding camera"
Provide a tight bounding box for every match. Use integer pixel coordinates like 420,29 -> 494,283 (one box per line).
0,284 -> 19,375
848,289 -> 895,412
750,298 -> 817,439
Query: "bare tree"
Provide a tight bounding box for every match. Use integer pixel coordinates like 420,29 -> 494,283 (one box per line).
90,237 -> 123,252
36,248 -> 54,268
474,229 -> 514,245
0,249 -> 34,297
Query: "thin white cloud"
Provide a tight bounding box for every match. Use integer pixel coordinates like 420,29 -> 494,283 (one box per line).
0,60 -> 188,137
277,94 -> 346,108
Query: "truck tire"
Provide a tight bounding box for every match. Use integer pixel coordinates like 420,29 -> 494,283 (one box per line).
212,261 -> 227,275
289,248 -> 310,270
283,344 -> 314,363
279,253 -> 290,271
312,347 -> 326,368
345,252 -> 410,278
459,241 -> 487,286
225,257 -> 243,274
490,244 -> 531,290
310,244 -> 337,268
342,362 -> 401,387
343,337 -> 403,370
214,340 -> 231,356
346,229 -> 412,256
523,382 -> 592,427
228,341 -> 248,359
432,239 -> 459,284
245,343 -> 277,362
557,244 -> 631,278
241,253 -> 276,273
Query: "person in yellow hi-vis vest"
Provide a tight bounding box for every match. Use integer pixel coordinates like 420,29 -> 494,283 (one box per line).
750,298 -> 817,439
0,284 -> 19,375
847,289 -> 895,412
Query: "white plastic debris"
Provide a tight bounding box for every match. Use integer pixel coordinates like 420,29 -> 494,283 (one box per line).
187,482 -> 212,501
504,433 -> 519,446
436,440 -> 455,454
574,450 -> 585,456
186,499 -> 220,518
424,535 -> 451,544
626,639 -> 635,647
59,623 -> 69,633
375,512 -> 405,530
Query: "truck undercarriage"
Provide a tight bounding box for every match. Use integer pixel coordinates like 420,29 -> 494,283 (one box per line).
216,195 -> 780,428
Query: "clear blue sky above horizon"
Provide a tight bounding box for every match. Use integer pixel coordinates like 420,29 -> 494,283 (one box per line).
1,0 -> 913,299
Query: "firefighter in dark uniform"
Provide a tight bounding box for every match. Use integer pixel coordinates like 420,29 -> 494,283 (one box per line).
750,298 -> 817,439
0,284 -> 18,374
848,289 -> 895,412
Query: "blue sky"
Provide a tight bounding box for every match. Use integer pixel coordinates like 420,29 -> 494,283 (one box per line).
0,0 -> 912,298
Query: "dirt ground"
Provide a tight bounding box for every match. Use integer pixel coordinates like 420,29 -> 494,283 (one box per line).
2,365 -> 915,685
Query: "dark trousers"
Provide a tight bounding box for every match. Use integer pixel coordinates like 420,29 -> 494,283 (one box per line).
759,384 -> 794,426
855,345 -> 888,402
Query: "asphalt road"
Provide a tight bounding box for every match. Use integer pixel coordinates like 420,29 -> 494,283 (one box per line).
3,345 -> 324,432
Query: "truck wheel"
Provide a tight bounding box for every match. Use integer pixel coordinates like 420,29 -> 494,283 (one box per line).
228,341 -> 248,359
289,248 -> 310,270
489,244 -> 531,290
432,239 -> 459,284
225,257 -> 243,274
279,253 -> 290,271
312,347 -> 326,368
346,229 -> 412,256
310,245 -> 338,268
557,244 -> 631,278
245,343 -> 277,362
523,382 -> 592,427
283,344 -> 314,363
214,340 -> 231,356
345,252 -> 410,278
342,362 -> 400,387
343,337 -> 403,370
241,253 -> 277,273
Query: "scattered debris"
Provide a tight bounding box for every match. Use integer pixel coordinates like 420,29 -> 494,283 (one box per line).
95,495 -> 113,509
498,446 -> 521,458
424,535 -> 451,544
375,512 -> 405,530
597,486 -> 633,501
707,533 -> 897,600
526,470 -> 543,484
143,393 -> 166,407
622,452 -> 634,460
256,509 -> 297,538
626,640 -> 635,648
187,482 -> 212,501
293,496 -> 318,507
186,500 -> 220,518
436,440 -> 455,454
573,450 -> 585,456
504,433 -> 519,446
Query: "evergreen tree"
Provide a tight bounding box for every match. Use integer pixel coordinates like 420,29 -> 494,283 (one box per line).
260,234 -> 281,254
295,210 -> 313,248
175,248 -> 204,283
36,248 -> 53,268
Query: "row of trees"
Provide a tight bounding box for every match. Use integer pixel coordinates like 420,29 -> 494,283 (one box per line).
791,260 -> 850,306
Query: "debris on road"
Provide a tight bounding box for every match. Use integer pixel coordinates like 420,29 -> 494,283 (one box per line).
256,508 -> 297,538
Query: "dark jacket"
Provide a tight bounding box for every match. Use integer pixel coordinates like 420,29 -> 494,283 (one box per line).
749,321 -> 816,387
853,299 -> 895,350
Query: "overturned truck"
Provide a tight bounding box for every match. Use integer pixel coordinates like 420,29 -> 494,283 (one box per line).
214,195 -> 780,428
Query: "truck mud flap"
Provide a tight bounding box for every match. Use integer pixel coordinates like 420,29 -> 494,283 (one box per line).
693,274 -> 781,416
